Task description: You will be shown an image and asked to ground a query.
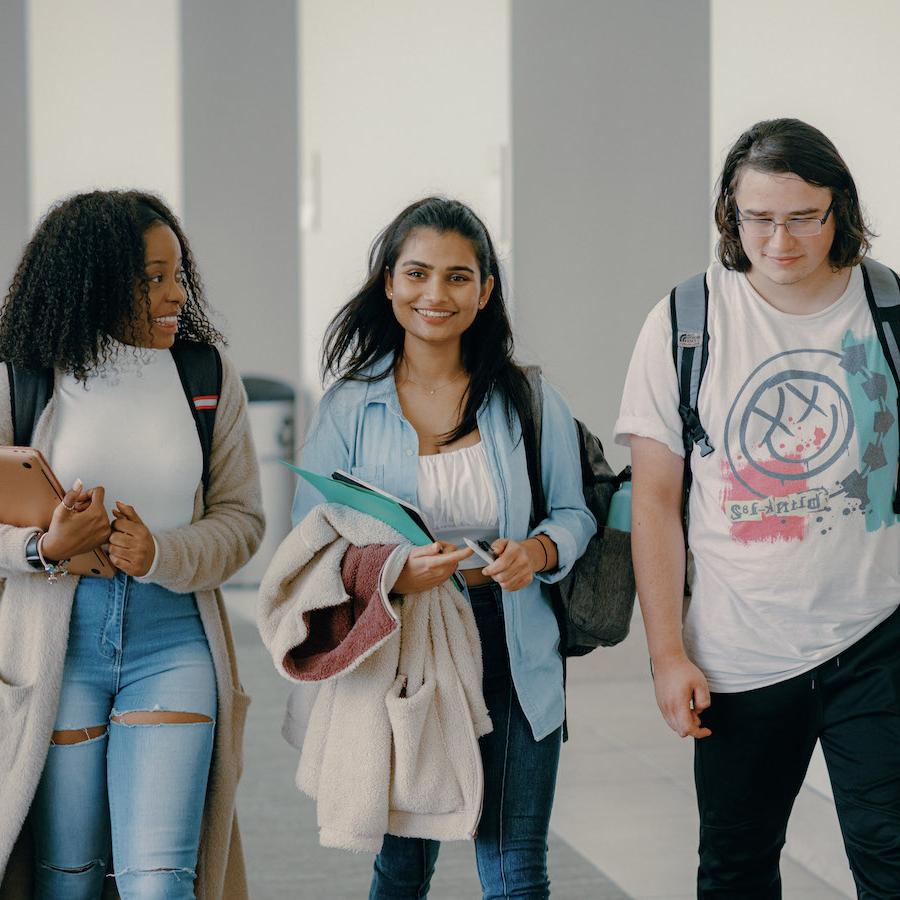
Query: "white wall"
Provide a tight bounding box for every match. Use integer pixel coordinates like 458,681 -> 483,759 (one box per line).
27,0 -> 182,224
299,0 -> 511,397
711,0 -> 900,265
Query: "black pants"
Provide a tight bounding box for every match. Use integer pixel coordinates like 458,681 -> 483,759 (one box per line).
694,605 -> 900,899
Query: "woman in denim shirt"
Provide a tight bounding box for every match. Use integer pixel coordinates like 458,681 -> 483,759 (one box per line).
293,197 -> 594,899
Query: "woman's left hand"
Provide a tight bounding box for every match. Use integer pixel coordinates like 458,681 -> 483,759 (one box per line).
109,502 -> 156,577
481,538 -> 544,592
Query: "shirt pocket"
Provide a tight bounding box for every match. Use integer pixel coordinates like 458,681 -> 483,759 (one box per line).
352,461 -> 410,502
350,464 -> 385,491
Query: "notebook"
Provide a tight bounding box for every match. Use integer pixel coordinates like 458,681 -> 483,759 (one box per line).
282,461 -> 465,591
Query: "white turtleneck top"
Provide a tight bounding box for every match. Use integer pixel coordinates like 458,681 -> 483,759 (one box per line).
50,342 -> 203,540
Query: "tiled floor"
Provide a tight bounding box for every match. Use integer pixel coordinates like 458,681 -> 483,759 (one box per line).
226,588 -> 856,898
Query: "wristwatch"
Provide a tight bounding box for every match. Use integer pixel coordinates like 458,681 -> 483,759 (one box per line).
25,531 -> 44,570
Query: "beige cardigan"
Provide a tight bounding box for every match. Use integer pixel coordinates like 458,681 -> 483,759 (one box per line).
0,351 -> 264,899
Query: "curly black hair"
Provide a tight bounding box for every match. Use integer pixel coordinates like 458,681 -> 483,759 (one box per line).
0,190 -> 224,380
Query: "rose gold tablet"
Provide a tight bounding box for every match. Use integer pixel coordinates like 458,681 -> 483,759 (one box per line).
0,446 -> 115,578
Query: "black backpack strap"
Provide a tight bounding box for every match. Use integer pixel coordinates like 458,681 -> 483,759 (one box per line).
521,366 -> 546,525
670,272 -> 713,460
169,341 -> 222,498
6,362 -> 54,446
861,259 -> 900,513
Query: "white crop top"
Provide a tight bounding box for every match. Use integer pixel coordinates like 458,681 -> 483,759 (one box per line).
416,442 -> 499,570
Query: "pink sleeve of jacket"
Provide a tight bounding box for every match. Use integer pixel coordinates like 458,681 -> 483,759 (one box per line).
283,543 -> 399,681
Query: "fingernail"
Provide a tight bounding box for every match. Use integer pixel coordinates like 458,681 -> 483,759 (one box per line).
72,478 -> 83,491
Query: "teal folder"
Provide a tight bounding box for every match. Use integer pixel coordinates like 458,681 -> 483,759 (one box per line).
281,461 -> 465,590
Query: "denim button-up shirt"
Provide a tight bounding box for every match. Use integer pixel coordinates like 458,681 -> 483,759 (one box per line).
292,358 -> 595,740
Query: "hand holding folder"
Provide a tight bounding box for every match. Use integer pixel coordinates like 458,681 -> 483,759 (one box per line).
281,461 -> 465,590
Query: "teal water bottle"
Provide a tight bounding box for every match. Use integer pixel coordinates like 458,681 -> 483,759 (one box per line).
606,476 -> 632,533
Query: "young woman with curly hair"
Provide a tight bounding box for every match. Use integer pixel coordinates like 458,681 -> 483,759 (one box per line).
0,190 -> 264,899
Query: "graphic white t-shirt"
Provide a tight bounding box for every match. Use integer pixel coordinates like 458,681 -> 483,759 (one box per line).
615,262 -> 900,692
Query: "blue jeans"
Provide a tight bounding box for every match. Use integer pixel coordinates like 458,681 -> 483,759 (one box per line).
30,573 -> 217,899
369,582 -> 563,899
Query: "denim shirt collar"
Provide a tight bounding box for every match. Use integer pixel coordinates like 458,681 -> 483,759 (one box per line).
358,355 -> 403,416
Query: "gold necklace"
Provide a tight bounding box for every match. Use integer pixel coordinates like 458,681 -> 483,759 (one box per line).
401,367 -> 467,397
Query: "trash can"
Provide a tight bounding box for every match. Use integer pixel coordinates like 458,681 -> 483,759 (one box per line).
230,376 -> 295,586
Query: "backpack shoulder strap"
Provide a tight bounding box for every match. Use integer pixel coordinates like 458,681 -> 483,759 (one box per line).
669,272 -> 713,458
169,341 -> 222,498
521,365 -> 546,525
860,258 -> 900,513
6,362 -> 54,446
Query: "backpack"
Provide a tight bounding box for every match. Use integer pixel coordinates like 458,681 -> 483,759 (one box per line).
5,340 -> 222,497
521,367 -> 636,656
671,258 -> 900,513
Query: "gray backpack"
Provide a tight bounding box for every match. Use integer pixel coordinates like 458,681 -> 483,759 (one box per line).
522,368 -> 635,656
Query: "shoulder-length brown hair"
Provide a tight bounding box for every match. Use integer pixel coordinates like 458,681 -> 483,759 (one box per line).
714,118 -> 874,272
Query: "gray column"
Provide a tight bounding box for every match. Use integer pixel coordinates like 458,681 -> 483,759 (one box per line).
0,0 -> 28,291
511,0 -> 710,466
181,0 -> 300,387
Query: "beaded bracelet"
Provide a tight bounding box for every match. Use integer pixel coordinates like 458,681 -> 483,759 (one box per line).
37,533 -> 70,584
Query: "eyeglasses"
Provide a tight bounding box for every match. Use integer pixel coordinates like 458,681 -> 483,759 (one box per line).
736,199 -> 835,238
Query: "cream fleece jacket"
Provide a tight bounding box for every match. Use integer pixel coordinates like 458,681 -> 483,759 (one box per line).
0,352 -> 264,899
257,504 -> 492,852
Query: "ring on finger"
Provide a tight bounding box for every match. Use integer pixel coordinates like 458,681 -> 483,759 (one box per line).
63,501 -> 76,512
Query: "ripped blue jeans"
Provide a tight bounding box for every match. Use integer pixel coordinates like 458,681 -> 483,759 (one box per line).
31,573 -> 217,899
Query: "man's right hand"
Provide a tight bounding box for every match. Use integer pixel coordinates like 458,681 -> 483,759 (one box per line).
42,484 -> 112,561
651,651 -> 712,739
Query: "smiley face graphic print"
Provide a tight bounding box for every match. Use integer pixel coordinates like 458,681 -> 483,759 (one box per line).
722,335 -> 898,543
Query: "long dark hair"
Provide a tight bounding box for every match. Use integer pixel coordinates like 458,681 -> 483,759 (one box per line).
715,118 -> 874,271
322,196 -> 531,445
0,189 -> 223,380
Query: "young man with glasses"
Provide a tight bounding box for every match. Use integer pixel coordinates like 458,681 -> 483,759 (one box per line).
615,118 -> 900,897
